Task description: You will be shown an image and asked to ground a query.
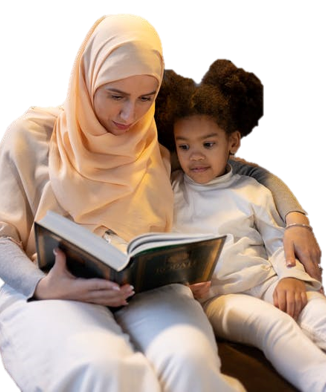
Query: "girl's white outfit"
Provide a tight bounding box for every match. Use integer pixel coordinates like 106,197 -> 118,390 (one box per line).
172,167 -> 326,392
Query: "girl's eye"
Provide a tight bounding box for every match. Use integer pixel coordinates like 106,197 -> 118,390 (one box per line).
204,142 -> 215,148
178,144 -> 189,151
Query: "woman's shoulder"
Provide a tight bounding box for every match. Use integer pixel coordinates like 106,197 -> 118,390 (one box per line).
0,106 -> 62,157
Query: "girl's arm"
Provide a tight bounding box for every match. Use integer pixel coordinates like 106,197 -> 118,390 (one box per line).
230,158 -> 322,282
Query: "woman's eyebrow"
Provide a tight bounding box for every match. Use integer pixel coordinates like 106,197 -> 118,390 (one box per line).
143,90 -> 157,96
105,87 -> 127,95
105,88 -> 157,96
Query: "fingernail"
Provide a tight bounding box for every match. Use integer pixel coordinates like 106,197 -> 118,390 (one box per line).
112,285 -> 121,291
53,248 -> 58,256
286,261 -> 294,267
128,290 -> 135,297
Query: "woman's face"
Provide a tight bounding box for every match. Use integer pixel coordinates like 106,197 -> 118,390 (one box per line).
94,75 -> 159,135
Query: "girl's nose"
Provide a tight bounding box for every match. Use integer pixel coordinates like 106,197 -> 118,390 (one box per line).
190,150 -> 205,160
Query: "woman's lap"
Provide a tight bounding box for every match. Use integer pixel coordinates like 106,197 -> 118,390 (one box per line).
0,283 -> 160,392
116,284 -> 245,392
0,283 -> 245,392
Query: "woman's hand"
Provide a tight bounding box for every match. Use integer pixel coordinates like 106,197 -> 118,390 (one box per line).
188,281 -> 211,299
228,159 -> 323,280
284,212 -> 322,282
273,277 -> 307,320
34,248 -> 135,307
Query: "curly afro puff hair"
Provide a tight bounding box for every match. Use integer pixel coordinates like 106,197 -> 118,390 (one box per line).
155,59 -> 263,151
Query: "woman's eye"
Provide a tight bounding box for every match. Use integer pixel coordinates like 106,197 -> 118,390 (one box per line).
110,94 -> 123,101
139,96 -> 153,102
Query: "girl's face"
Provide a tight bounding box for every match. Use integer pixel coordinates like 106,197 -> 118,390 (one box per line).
174,115 -> 240,184
94,75 -> 159,135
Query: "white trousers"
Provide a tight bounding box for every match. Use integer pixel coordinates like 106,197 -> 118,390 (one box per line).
204,277 -> 326,392
0,283 -> 244,392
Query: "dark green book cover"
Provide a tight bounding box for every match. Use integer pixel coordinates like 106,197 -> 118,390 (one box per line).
35,212 -> 226,293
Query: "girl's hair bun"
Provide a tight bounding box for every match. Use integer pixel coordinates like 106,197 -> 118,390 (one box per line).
155,60 -> 264,151
201,60 -> 263,136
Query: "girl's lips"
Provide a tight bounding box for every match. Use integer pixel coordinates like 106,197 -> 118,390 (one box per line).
190,166 -> 209,172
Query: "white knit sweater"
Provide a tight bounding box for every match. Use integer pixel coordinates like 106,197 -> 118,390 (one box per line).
172,166 -> 320,297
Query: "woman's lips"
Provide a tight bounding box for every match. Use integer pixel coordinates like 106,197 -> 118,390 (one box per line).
113,121 -> 132,131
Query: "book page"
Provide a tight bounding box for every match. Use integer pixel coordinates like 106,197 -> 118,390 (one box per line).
127,232 -> 219,255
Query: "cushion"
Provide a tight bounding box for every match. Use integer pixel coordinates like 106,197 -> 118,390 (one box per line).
217,339 -> 298,391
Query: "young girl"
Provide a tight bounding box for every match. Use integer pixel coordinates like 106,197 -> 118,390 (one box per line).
156,60 -> 326,392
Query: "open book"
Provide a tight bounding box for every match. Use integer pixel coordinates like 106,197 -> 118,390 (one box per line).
35,211 -> 226,293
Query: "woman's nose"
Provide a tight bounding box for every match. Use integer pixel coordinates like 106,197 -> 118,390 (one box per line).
120,101 -> 135,122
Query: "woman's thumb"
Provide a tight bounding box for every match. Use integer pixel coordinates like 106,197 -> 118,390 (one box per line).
53,248 -> 67,270
284,241 -> 296,268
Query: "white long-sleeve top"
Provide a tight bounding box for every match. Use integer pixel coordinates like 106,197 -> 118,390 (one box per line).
172,167 -> 320,296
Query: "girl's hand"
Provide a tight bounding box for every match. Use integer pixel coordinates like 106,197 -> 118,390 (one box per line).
273,277 -> 307,320
34,248 -> 134,307
188,281 -> 211,299
284,212 -> 322,282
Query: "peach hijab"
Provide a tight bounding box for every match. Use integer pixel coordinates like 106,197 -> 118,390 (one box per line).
49,15 -> 173,241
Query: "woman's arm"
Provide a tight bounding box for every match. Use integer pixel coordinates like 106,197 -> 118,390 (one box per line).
0,237 -> 46,297
229,158 -> 304,220
283,212 -> 322,283
230,158 -> 322,282
0,114 -> 135,305
0,238 -> 135,305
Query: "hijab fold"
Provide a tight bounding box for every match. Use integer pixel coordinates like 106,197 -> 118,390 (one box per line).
49,15 -> 173,240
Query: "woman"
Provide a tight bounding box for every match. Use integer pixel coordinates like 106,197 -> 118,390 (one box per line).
0,14 -> 321,392
0,14 -> 246,392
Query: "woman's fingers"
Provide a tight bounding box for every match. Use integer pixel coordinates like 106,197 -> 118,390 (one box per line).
283,227 -> 322,281
35,248 -> 135,307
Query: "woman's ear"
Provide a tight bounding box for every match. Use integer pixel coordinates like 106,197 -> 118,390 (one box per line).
229,131 -> 241,155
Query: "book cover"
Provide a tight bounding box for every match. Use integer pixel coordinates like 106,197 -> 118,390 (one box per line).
35,211 -> 226,293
